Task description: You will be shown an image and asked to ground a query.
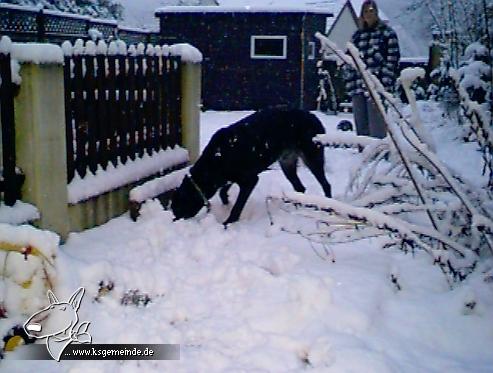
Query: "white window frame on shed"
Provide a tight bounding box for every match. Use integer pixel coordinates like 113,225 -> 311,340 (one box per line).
250,35 -> 287,60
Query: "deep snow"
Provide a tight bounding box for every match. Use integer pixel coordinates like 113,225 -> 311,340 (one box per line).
3,107 -> 493,372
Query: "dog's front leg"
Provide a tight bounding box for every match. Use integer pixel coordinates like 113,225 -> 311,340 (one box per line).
223,176 -> 259,227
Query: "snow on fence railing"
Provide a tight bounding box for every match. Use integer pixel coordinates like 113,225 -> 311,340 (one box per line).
68,147 -> 189,204
128,166 -> 190,221
129,166 -> 189,204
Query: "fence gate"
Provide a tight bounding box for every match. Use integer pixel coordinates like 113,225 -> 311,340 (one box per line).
0,44 -> 23,206
64,42 -> 182,183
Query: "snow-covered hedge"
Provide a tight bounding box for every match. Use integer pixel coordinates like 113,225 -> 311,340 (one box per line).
280,33 -> 493,284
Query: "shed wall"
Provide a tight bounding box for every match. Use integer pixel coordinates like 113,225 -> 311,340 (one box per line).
159,12 -> 308,110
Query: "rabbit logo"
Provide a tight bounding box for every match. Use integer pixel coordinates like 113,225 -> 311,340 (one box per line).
23,287 -> 92,361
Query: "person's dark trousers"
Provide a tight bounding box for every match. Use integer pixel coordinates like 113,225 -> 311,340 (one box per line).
352,93 -> 386,138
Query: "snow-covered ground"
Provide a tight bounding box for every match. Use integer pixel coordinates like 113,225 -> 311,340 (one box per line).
4,106 -> 493,372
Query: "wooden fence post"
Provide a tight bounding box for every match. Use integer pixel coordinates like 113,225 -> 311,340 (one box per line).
36,9 -> 45,42
0,48 -> 19,206
14,45 -> 69,239
180,61 -> 201,162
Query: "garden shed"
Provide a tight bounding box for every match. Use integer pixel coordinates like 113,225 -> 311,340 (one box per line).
155,5 -> 337,110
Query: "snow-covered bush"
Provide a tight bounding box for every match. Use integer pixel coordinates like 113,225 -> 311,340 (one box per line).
450,42 -> 493,189
413,0 -> 492,66
458,42 -> 491,104
0,224 -> 58,355
429,43 -> 461,118
275,33 -> 493,285
427,16 -> 492,188
275,114 -> 493,283
425,0 -> 492,110
396,77 -> 427,103
316,58 -> 340,113
0,224 -> 58,317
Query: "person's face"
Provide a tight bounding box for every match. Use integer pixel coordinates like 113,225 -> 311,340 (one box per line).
363,5 -> 378,27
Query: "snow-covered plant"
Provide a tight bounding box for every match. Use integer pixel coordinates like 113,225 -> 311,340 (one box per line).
426,4 -> 493,187
450,42 -> 493,188
316,58 -> 339,113
269,33 -> 493,285
420,0 -> 492,67
93,279 -> 114,302
120,289 -> 151,307
275,112 -> 492,283
458,43 -> 491,104
428,42 -> 461,118
425,0 -> 492,116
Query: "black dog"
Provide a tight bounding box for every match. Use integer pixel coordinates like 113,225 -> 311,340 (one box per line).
171,109 -> 332,225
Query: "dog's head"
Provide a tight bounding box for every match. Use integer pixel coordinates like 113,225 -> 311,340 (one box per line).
171,176 -> 206,220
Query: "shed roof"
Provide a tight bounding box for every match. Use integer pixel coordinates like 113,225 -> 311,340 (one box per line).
155,5 -> 333,15
155,1 -> 388,26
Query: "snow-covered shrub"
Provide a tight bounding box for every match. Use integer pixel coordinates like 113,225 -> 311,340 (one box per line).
451,42 -> 493,189
458,43 -> 491,105
421,1 -> 492,187
121,289 -> 151,307
397,77 -> 427,103
418,0 -> 492,67
275,122 -> 493,283
276,33 -> 493,285
316,58 -> 340,113
428,37 -> 492,188
93,279 -> 115,302
429,49 -> 461,118
0,224 -> 58,317
0,224 -> 58,356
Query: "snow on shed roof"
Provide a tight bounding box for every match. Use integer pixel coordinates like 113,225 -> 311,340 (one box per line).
155,1 -> 388,27
155,5 -> 334,15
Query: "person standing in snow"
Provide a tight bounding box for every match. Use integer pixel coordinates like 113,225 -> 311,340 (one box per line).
344,0 -> 400,138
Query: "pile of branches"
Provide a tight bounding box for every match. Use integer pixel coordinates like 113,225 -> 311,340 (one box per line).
267,34 -> 493,285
